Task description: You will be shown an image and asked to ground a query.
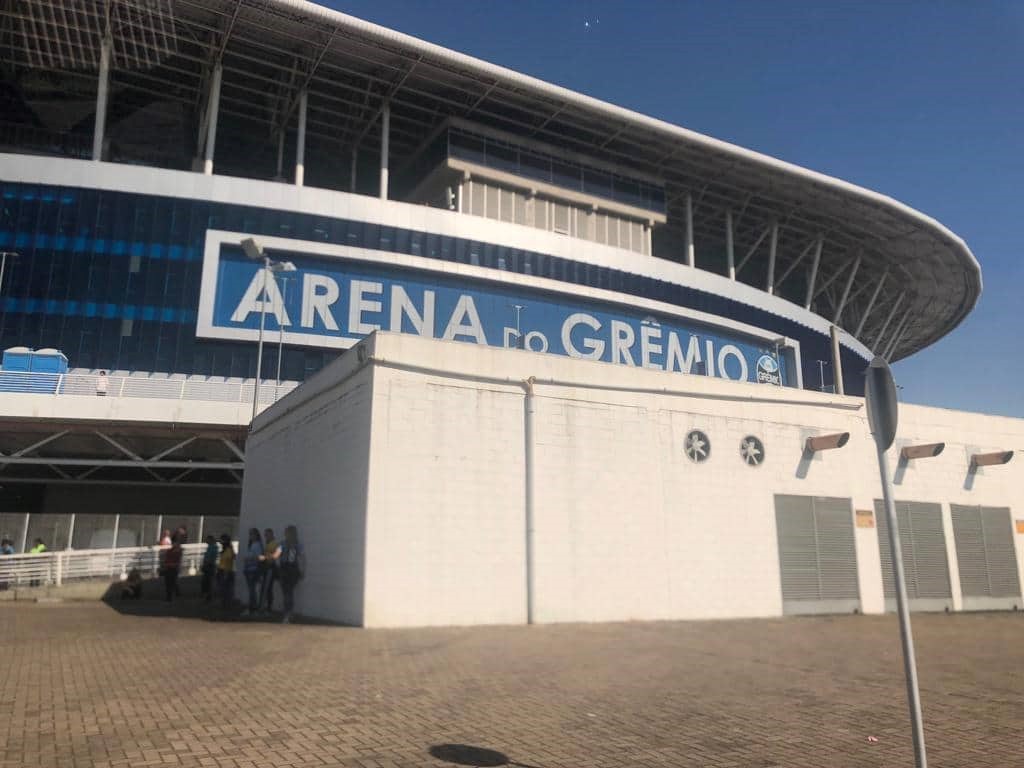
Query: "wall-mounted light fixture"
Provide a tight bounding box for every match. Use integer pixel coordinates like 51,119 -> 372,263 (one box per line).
970,451 -> 1013,469
804,432 -> 850,453
900,443 -> 945,460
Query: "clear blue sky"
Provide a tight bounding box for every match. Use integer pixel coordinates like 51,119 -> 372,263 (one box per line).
329,0 -> 1023,417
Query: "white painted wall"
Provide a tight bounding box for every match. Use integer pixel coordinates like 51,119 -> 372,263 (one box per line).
241,332 -> 1024,627
239,350 -> 375,624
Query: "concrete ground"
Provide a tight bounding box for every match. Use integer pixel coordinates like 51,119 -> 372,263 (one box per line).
0,600 -> 1021,768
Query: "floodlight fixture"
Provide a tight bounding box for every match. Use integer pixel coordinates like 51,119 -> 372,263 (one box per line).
970,451 -> 1013,469
900,443 -> 945,461
241,237 -> 264,261
804,432 -> 850,453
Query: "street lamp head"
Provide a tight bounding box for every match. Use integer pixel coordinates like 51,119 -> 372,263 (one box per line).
240,238 -> 264,261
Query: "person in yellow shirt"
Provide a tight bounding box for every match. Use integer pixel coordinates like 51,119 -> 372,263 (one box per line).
216,533 -> 235,610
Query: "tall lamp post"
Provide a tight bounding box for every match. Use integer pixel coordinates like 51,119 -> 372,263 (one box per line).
866,355 -> 927,768
240,238 -> 296,424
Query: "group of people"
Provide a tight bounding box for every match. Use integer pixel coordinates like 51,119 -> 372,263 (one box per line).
236,526 -> 305,624
151,524 -> 304,623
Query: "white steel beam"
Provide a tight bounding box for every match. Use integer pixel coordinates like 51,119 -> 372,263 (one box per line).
854,271 -> 889,338
766,223 -> 778,294
0,458 -> 244,470
736,226 -> 771,275
203,63 -> 223,175
220,438 -> 246,461
11,430 -> 70,457
295,88 -> 308,187
92,34 -> 112,161
804,237 -> 824,310
871,291 -> 906,351
379,101 -> 390,200
149,436 -> 198,462
0,477 -> 240,489
883,309 -> 913,360
725,210 -> 735,280
685,194 -> 695,267
775,237 -> 818,291
832,254 -> 862,326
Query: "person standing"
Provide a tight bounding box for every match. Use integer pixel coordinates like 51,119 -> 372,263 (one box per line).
200,534 -> 218,602
278,525 -> 304,624
241,528 -> 263,617
160,536 -> 182,602
29,538 -> 46,587
216,534 -> 236,611
95,370 -> 108,396
158,529 -> 171,548
260,528 -> 280,614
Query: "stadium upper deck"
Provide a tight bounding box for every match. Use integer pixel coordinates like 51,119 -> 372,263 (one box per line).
0,0 -> 980,381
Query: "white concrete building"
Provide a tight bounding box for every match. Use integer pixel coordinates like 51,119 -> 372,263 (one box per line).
239,332 -> 1023,627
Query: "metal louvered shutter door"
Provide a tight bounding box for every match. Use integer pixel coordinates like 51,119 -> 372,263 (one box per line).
952,505 -> 1022,610
776,495 -> 819,604
775,495 -> 860,614
983,507 -> 1021,599
874,500 -> 951,611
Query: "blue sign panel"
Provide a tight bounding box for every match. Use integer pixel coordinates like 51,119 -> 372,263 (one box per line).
201,240 -> 793,386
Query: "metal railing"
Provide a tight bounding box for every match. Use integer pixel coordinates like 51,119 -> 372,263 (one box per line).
0,370 -> 298,405
0,542 -> 236,589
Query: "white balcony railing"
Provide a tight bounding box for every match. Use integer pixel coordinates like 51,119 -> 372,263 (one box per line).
0,542 -> 237,589
0,370 -> 298,405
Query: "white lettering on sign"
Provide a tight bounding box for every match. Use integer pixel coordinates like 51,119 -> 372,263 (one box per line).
301,274 -> 340,330
348,280 -> 383,335
562,313 -> 604,360
390,285 -> 435,337
640,324 -> 663,370
231,271 -> 292,326
610,320 -> 636,366
717,344 -> 748,381
441,295 -> 487,344
665,332 -> 701,374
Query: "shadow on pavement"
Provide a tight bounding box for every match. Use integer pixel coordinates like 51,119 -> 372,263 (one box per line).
99,574 -> 348,626
429,744 -> 542,768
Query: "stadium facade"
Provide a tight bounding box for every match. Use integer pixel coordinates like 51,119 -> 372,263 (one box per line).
0,1 -> 1020,623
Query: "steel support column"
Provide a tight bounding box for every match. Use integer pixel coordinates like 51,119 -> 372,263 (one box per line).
20,513 -> 29,553
833,254 -> 862,326
726,210 -> 735,280
804,237 -> 823,310
379,102 -> 390,200
855,271 -> 888,338
203,63 -> 223,175
92,35 -> 112,161
883,310 -> 913,360
872,291 -> 906,351
685,194 -> 695,267
295,89 -> 308,187
766,223 -> 778,294
66,513 -> 76,550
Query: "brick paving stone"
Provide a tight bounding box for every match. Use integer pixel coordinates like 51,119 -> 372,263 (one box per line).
1,603 -> 1022,766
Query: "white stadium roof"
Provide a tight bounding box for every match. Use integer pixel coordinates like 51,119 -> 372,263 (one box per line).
2,0 -> 981,360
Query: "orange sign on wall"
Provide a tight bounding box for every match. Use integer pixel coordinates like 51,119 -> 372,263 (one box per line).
856,509 -> 875,529
1016,520 -> 1024,535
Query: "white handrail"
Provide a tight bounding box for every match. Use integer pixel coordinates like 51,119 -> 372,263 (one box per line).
0,542 -> 238,589
0,370 -> 298,405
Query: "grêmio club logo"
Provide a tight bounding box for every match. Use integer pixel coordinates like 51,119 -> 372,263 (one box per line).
756,354 -> 781,386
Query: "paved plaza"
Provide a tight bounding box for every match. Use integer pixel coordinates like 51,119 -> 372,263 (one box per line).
1,600 -> 1021,768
